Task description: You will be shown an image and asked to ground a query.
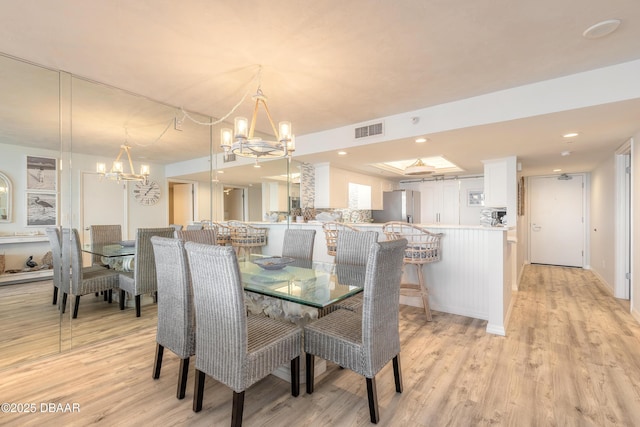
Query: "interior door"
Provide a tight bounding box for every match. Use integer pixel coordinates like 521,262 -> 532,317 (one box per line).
529,175 -> 584,267
81,173 -> 126,264
171,183 -> 194,227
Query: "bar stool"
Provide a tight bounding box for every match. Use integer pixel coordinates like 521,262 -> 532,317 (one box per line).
228,220 -> 268,258
211,221 -> 231,246
321,221 -> 360,258
383,221 -> 443,321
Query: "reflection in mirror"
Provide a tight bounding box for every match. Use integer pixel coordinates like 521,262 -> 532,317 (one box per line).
68,75 -> 212,349
0,53 -> 62,369
0,171 -> 12,222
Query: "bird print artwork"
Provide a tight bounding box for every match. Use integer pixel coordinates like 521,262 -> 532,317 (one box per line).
27,193 -> 56,226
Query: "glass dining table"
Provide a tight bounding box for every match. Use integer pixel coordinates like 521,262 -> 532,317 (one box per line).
81,244 -> 366,315
82,242 -> 136,271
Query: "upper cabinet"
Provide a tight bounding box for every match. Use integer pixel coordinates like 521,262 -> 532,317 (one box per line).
314,163 -> 348,208
314,163 -> 396,210
482,156 -> 517,226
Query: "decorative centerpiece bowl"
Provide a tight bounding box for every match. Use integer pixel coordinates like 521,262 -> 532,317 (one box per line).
253,256 -> 295,270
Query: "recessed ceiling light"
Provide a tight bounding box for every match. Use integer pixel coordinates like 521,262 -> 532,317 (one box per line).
563,132 -> 579,138
415,137 -> 427,143
338,151 -> 347,155
561,151 -> 571,156
218,170 -> 224,174
583,19 -> 621,39
553,169 -> 562,172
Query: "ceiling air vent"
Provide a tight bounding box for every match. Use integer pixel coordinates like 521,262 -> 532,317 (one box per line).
354,122 -> 384,139
223,153 -> 236,163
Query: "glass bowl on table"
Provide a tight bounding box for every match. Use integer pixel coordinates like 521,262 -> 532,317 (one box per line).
252,256 -> 295,271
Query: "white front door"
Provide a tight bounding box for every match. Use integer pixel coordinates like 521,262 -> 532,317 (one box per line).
529,175 -> 584,267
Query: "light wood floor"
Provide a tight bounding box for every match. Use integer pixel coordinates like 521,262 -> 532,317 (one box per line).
1,264 -> 640,426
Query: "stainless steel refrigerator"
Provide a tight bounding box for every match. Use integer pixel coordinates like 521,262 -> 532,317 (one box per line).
371,190 -> 421,223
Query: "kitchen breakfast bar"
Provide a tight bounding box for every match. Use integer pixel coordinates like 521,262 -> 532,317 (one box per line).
253,222 -> 514,336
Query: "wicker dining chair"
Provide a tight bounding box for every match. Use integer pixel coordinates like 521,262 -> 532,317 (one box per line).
186,223 -> 204,231
150,236 -> 195,399
45,227 -> 63,306
282,229 -> 316,268
382,221 -> 444,321
185,242 -> 302,426
175,228 -> 218,245
228,220 -> 268,257
321,221 -> 360,257
68,228 -> 120,318
331,230 -> 379,312
304,238 -> 407,424
89,224 -> 122,266
118,227 -> 175,317
170,224 -> 184,231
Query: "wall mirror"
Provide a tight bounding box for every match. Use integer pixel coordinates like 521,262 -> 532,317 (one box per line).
0,50 -> 295,371
0,172 -> 11,222
0,53 -> 62,370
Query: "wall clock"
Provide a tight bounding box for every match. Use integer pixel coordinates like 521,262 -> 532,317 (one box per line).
133,181 -> 160,206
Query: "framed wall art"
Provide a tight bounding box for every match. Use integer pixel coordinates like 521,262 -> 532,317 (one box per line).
26,156 -> 57,192
26,192 -> 57,226
467,189 -> 485,207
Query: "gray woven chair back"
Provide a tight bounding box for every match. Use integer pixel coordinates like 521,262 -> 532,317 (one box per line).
335,231 -> 378,266
131,227 -> 175,294
184,242 -> 247,391
175,228 -> 217,245
360,238 -> 407,376
282,229 -> 316,261
45,227 -> 62,290
69,228 -> 119,296
89,225 -> 122,265
186,223 -> 203,231
170,224 -> 183,231
150,236 -> 195,359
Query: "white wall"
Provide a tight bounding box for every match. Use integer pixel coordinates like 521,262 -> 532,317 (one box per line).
590,156 -> 616,292
632,135 -> 640,322
459,177 -> 484,225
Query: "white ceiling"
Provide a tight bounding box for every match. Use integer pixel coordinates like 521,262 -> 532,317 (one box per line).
1,1 -> 639,184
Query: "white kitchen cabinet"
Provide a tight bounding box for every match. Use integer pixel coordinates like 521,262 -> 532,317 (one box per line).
262,182 -> 289,211
314,163 -> 348,208
482,156 -> 517,226
420,180 -> 460,224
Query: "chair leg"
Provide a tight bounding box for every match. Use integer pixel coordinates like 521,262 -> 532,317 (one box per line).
72,295 -> 81,319
135,295 -> 141,317
416,265 -> 432,321
305,353 -> 315,394
177,357 -> 190,399
107,289 -> 113,304
52,286 -> 58,305
393,355 -> 403,393
119,290 -> 126,310
290,356 -> 300,397
366,377 -> 380,424
231,391 -> 245,427
193,369 -> 205,412
152,343 -> 164,379
61,293 -> 67,313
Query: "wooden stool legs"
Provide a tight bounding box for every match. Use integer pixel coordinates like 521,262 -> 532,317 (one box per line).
400,263 -> 432,321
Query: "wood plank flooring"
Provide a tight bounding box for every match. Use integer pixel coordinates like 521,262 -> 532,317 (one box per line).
1,264 -> 639,426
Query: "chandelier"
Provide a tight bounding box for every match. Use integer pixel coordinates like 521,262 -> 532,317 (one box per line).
404,159 -> 435,176
220,87 -> 295,159
96,144 -> 150,183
